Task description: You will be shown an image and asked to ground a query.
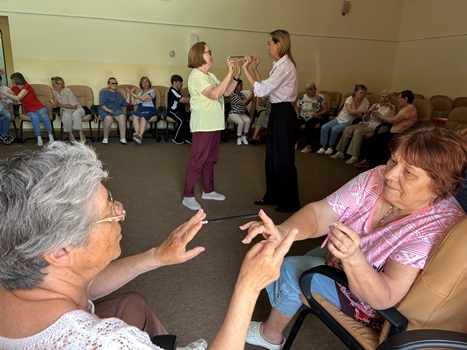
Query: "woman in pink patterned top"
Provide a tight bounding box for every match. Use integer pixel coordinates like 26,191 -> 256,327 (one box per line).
240,125 -> 467,350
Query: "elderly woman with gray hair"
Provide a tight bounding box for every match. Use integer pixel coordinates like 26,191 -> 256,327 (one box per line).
0,142 -> 296,350
295,82 -> 328,153
331,89 -> 395,164
51,76 -> 86,143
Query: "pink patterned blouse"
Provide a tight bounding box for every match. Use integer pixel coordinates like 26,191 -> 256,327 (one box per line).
325,166 -> 464,329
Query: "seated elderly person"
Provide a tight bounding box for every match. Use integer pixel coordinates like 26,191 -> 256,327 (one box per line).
317,84 -> 369,155
228,75 -> 254,146
331,90 -> 395,164
51,76 -> 87,143
127,76 -> 158,144
251,97 -> 271,144
98,77 -> 130,145
295,82 -> 328,153
0,75 -> 15,145
240,125 -> 467,350
0,142 -> 297,350
355,89 -> 418,168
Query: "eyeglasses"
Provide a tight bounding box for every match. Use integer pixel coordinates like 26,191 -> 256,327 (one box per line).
110,82 -> 118,85
204,50 -> 212,56
95,190 -> 126,224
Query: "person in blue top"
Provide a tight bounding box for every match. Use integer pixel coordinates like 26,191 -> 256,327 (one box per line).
128,76 -> 157,144
98,77 -> 130,145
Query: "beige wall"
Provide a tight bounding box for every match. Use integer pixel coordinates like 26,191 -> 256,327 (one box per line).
1,0 -> 464,104
1,0 -> 402,99
393,0 -> 467,98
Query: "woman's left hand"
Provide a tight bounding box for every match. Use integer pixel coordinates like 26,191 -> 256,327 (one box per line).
327,221 -> 361,262
152,209 -> 206,266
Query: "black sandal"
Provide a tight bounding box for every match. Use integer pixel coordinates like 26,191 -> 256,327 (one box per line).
254,199 -> 276,206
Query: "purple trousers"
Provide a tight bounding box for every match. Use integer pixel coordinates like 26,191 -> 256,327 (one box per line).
184,131 -> 221,197
95,292 -> 168,338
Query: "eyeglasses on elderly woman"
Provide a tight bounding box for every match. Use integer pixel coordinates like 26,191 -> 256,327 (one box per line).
95,190 -> 126,224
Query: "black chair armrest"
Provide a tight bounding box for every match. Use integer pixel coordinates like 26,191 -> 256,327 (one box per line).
91,105 -> 99,123
375,122 -> 392,134
299,265 -> 408,335
151,334 -> 178,350
158,106 -> 166,119
255,109 -> 268,118
52,107 -> 61,118
13,103 -> 21,118
376,329 -> 467,350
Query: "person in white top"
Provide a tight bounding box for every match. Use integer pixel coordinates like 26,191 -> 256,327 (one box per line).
0,142 -> 296,350
295,82 -> 329,153
331,90 -> 395,164
51,76 -> 86,143
0,75 -> 15,144
317,84 -> 370,155
242,29 -> 300,213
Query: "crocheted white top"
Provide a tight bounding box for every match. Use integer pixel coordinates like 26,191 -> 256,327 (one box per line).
0,309 -> 162,349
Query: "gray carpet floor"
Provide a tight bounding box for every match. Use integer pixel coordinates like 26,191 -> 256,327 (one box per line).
0,134 -> 363,349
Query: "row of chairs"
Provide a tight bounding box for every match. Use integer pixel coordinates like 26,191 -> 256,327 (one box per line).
7,83 -> 467,144
7,84 -> 191,144
312,90 -> 467,123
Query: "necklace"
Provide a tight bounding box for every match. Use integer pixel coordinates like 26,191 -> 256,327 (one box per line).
380,204 -> 398,224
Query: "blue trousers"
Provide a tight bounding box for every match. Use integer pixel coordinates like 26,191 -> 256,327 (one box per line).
320,119 -> 351,147
26,107 -> 52,136
266,247 -> 341,317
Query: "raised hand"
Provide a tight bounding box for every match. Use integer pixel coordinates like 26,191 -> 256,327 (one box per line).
152,209 -> 206,266
236,228 -> 298,294
227,58 -> 235,74
240,209 -> 288,247
252,55 -> 261,68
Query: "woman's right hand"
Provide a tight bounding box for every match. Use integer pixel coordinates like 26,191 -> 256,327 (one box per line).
240,209 -> 288,247
236,228 -> 298,294
226,58 -> 235,74
243,55 -> 252,69
252,55 -> 261,68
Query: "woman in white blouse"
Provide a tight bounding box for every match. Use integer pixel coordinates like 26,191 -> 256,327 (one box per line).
51,76 -> 86,143
242,29 -> 300,213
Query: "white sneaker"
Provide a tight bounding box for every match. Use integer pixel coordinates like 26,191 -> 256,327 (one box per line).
331,151 -> 345,159
182,197 -> 201,210
102,138 -> 109,144
120,138 -> 127,145
301,147 -> 312,154
237,137 -> 242,146
345,156 -> 359,165
241,135 -> 249,145
316,147 -> 326,155
48,134 -> 54,143
246,321 -> 285,350
37,136 -> 43,146
202,191 -> 225,201
324,148 -> 334,155
177,339 -> 208,350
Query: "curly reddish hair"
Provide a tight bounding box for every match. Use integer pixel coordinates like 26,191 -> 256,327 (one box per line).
389,124 -> 467,200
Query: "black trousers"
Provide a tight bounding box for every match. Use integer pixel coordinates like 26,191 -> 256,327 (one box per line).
262,102 -> 300,210
361,132 -> 394,167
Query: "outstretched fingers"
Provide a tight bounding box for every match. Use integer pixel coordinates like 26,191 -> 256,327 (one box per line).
274,228 -> 298,259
